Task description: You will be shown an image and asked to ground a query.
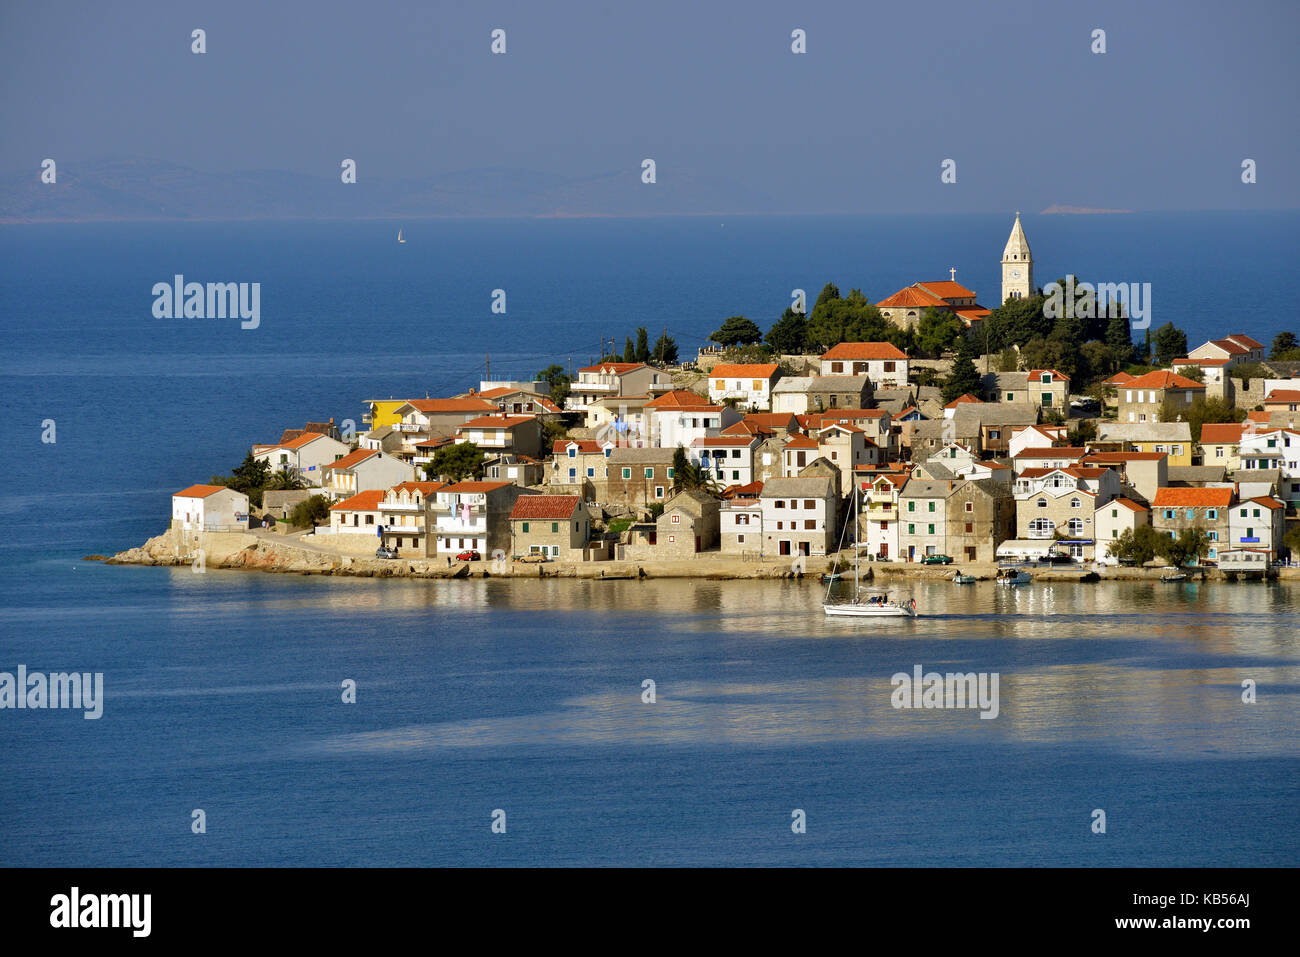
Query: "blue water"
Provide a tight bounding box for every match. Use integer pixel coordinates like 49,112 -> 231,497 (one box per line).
1,215 -> 1298,866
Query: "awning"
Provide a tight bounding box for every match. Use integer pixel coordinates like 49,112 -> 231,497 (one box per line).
996,539 -> 1064,558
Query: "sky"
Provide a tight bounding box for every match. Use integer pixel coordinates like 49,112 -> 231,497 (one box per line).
1,0 -> 1297,213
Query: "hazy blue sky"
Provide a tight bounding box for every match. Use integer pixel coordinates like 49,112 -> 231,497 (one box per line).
2,0 -> 1297,212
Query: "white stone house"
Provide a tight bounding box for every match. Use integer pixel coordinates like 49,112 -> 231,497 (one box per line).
172,484 -> 250,532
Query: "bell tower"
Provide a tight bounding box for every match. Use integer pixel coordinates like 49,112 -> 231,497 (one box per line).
1001,211 -> 1033,303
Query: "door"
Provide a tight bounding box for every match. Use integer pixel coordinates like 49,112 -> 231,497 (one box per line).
908,545 -> 916,562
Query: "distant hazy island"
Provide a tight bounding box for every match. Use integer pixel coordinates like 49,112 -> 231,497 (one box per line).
1039,205 -> 1134,215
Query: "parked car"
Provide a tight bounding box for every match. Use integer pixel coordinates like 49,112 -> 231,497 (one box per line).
516,553 -> 549,564
375,546 -> 399,559
921,554 -> 953,565
455,550 -> 481,562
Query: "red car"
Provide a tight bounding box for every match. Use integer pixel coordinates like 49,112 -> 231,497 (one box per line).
456,550 -> 481,562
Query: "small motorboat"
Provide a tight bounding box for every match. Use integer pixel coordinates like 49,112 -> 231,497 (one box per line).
952,572 -> 976,584
819,571 -> 843,585
1160,569 -> 1187,582
996,567 -> 1032,586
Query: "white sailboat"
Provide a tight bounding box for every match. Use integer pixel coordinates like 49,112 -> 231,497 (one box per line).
823,483 -> 918,618
397,228 -> 405,244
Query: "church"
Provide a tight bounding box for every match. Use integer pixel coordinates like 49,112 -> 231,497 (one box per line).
875,213 -> 1035,331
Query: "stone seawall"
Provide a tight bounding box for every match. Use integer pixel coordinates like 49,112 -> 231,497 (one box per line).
103,528 -> 1300,583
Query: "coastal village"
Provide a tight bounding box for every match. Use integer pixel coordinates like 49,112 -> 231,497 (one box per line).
149,215 -> 1300,581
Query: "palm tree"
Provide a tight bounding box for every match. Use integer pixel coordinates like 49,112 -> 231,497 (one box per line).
266,468 -> 307,491
671,446 -> 723,494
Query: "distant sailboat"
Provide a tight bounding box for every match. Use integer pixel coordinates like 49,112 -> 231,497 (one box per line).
397,228 -> 405,244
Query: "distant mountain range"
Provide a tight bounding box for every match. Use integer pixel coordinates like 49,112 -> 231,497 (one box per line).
0,156 -> 779,222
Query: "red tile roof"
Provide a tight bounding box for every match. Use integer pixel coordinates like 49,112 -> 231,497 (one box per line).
1103,372 -> 1135,385
1208,338 -> 1249,356
1173,357 -> 1230,367
390,481 -> 448,496
915,280 -> 977,300
1245,496 -> 1285,510
743,412 -> 799,429
1026,369 -> 1069,381
509,495 -> 582,520
944,394 -> 982,408
330,489 -> 386,511
820,341 -> 908,361
323,448 -> 378,471
262,431 -> 331,451
175,484 -> 231,499
784,435 -> 819,449
1015,446 -> 1087,458
1264,390 -> 1300,403
1083,451 -> 1167,462
553,439 -> 605,454
1226,334 -> 1263,350
1123,370 -> 1206,390
645,390 -> 711,409
1152,487 -> 1234,507
405,398 -> 497,414
875,287 -> 948,309
709,363 -> 780,378
1110,497 -> 1150,512
577,362 -> 646,374
1199,422 -> 1246,444
721,481 -> 764,499
458,415 -> 536,429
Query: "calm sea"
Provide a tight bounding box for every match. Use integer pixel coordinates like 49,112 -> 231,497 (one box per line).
1,214 -> 1297,866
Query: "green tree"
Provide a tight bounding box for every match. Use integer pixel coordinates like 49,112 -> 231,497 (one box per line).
1107,524 -> 1165,565
288,494 -> 332,529
1157,527 -> 1211,568
942,339 -> 983,403
1159,396 -> 1243,441
1080,340 -> 1115,386
1152,322 -> 1188,366
652,331 -> 679,365
1068,418 -> 1097,445
1283,524 -> 1300,560
635,327 -> 651,362
914,307 -> 963,358
623,336 -> 636,363
210,450 -> 273,508
811,282 -> 841,314
423,441 -> 486,482
1269,331 -> 1300,362
765,307 -> 809,355
671,445 -> 720,493
536,364 -> 571,407
1179,365 -> 1204,382
266,469 -> 306,491
997,348 -> 1020,372
710,315 -> 764,347
1104,312 -> 1135,366
984,291 -> 1052,352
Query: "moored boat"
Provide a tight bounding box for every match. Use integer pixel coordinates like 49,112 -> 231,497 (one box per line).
995,567 -> 1032,586
821,482 -> 918,618
952,572 -> 976,584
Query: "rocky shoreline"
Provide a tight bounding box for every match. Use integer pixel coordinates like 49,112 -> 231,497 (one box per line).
101,528 -> 1300,583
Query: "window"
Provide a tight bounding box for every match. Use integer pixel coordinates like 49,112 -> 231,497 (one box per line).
964,522 -> 973,534
804,500 -> 815,509
1154,445 -> 1165,453
1042,393 -> 1053,406
551,522 -> 559,533
1252,508 -> 1260,518
1070,498 -> 1081,509
927,524 -> 935,535
1185,508 -> 1195,519
1208,531 -> 1218,541
521,522 -> 529,533
908,524 -> 915,534
883,361 -> 895,372
1206,509 -> 1217,520
736,514 -> 749,526
1216,447 -> 1224,458
907,501 -> 915,512
1006,393 -> 1015,402
831,362 -> 843,373
671,514 -> 680,525
654,486 -> 665,499
587,467 -> 595,477
965,502 -> 973,512
666,468 -> 675,479
1037,498 -> 1047,508
927,502 -> 935,512
752,380 -> 762,390
1111,509 -> 1118,518
1164,509 -> 1175,519
567,447 -> 577,458
714,380 -> 724,390
737,534 -> 745,544
1029,518 -> 1054,535
1068,518 -> 1084,535
644,467 -> 654,479
1172,445 -> 1182,455
805,520 -> 816,530
775,500 -> 785,509
622,468 -> 632,479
